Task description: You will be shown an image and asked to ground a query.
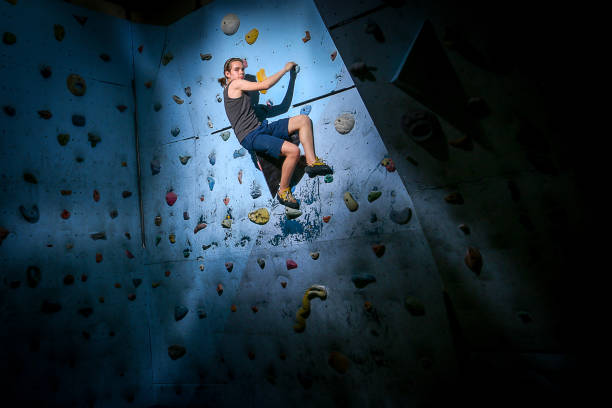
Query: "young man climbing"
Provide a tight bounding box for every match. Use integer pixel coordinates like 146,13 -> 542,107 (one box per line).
220,57 -> 332,209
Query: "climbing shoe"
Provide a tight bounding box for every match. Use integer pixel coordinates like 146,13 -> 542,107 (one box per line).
277,187 -> 299,209
305,156 -> 333,177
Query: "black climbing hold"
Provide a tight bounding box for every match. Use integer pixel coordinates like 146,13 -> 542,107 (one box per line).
168,345 -> 186,360
26,266 -> 41,288
57,133 -> 69,146
175,305 -> 188,321
41,300 -> 61,313
88,132 -> 101,147
154,102 -> 162,112
3,32 -> 16,45
78,307 -> 93,318
73,15 -> 88,26
19,205 -> 39,223
3,105 -> 16,116
40,65 -> 52,78
99,53 -> 111,62
90,231 -> 106,240
72,114 -> 85,127
23,173 -> 37,184
390,207 -> 412,225
365,20 -> 385,42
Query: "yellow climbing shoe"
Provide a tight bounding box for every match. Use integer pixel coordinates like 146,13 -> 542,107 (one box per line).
305,156 -> 333,177
277,187 -> 299,209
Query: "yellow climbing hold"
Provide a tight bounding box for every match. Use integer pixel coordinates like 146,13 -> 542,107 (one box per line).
256,68 -> 267,94
248,208 -> 270,225
343,192 -> 359,212
245,28 -> 259,45
293,285 -> 328,333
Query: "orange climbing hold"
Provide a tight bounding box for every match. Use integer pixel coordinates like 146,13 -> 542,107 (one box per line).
231,304 -> 237,312
114,283 -> 121,288
302,30 -> 311,43
323,216 -> 331,223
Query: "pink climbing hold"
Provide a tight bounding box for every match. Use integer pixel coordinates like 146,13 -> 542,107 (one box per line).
223,196 -> 230,205
286,259 -> 297,270
166,190 -> 177,206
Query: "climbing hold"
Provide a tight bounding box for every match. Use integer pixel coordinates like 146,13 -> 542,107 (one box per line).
257,258 -> 265,269
404,296 -> 425,316
225,262 -> 233,272
445,192 -> 464,204
183,211 -> 189,220
365,20 -> 385,42
151,159 -> 161,175
144,81 -> 152,88
117,105 -> 127,112
23,173 -> 37,184
170,127 -> 180,137
209,151 -> 216,165
172,95 -> 183,104
90,231 -> 106,240
467,96 -> 490,119
220,131 -> 230,141
127,293 -> 136,301
54,24 -> 65,41
175,305 -> 188,321
388,207 -> 410,224
381,157 -> 396,172
281,281 -> 287,288
179,155 -> 191,165
238,170 -> 243,184
372,244 -> 385,257
95,253 -> 103,263
334,113 -> 355,134
300,105 -> 312,115
256,69 -> 267,94
41,300 -> 61,314
0,226 -> 8,246
67,74 -> 86,96
72,114 -> 85,126
286,207 -> 302,219
88,132 -> 101,147
153,102 -> 162,112
197,309 -> 207,318
81,274 -> 87,282
152,282 -> 160,288
231,304 -> 237,312
207,176 -> 215,191
3,31 -> 16,45
351,274 -> 376,288
109,209 -> 118,218
38,110 -> 52,119
137,44 -> 143,53
331,50 -> 337,61
328,351 -> 350,374
251,306 -> 258,313
223,196 -> 230,205
184,86 -> 191,97
221,13 -> 240,35
401,110 -> 440,142
293,285 -> 327,333
154,215 -> 162,226
221,218 -> 232,229
166,191 -> 177,206
19,205 -> 39,223
73,15 -> 88,25
368,191 -> 382,202
3,105 -> 16,116
165,270 -> 171,277
302,30 -> 311,43
99,54 -> 110,63
349,61 -> 377,81
93,189 -> 100,202
233,148 -> 247,158
132,278 -> 142,288
465,247 -> 483,274
26,266 -> 41,288
310,252 -> 319,260
250,182 -> 261,199
245,28 -> 259,45
122,191 -> 132,198
448,134 -> 470,149
458,224 -> 470,234
168,345 -> 186,360
61,209 -> 70,219
169,234 -> 176,244
286,259 -> 297,270
126,250 -> 134,259
125,232 -> 131,239
217,283 -> 223,295
324,174 -> 333,183
64,274 -> 74,285
162,52 -> 173,66
57,133 -> 69,146
78,307 -> 93,317
248,208 -> 270,225
194,223 -> 207,234
60,190 -> 71,195
200,53 -> 212,60
364,301 -> 372,311
343,192 -> 358,211
323,216 -> 331,223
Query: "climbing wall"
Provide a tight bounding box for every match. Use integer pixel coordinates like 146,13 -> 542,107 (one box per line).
1,0 -> 456,406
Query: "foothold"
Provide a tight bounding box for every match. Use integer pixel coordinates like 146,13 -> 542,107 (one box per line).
286,207 -> 302,219
257,258 -> 265,269
302,30 -> 311,43
217,283 -> 223,295
286,259 -> 297,270
328,351 -> 351,374
208,151 -> 216,165
152,282 -> 160,288
162,52 -> 173,66
122,190 -> 132,198
60,190 -> 71,195
343,192 -> 358,211
128,293 -> 136,301
250,182 -> 261,199
81,274 -> 87,282
169,234 -> 176,244
197,309 -> 207,318
372,244 -> 385,257
221,13 -> 240,35
154,215 -> 162,226
199,264 -> 204,271
221,218 -> 232,229
64,274 -> 75,285
245,28 -> 259,45
179,155 -> 191,165
194,223 -> 207,234
137,44 -> 143,53
207,176 -> 215,191
331,50 -> 337,61
132,278 -> 142,288
293,285 -> 327,333
38,110 -> 52,119
390,207 -> 412,225
175,305 -> 188,321
88,132 -> 101,147
300,105 -> 312,115
233,148 -> 247,158
57,133 -> 69,145
19,205 -> 39,223
368,191 -> 382,202
404,296 -> 425,316
458,224 -> 470,234
351,273 -> 376,288
166,190 -> 178,206
207,116 -> 213,128
54,24 -> 65,41
334,113 -> 355,134
445,192 -> 464,204
465,247 -> 483,274
151,159 -> 161,175
238,170 -> 243,184
3,31 -> 16,45
256,69 -> 267,94
90,231 -> 106,240
248,208 -> 270,225
67,74 -> 86,96
26,266 -> 41,288
223,196 -> 230,206
168,345 -> 186,360
3,105 -> 16,116
323,216 -> 331,223
220,131 -> 230,141
110,209 -> 118,219
281,281 -> 287,288
184,86 -> 191,97
200,53 -> 212,61
117,105 -> 127,112
225,262 -> 233,272
73,15 -> 88,26
171,127 -> 180,137
200,195 -> 205,201
23,173 -> 37,184
310,252 -> 319,260
324,174 -> 333,183
60,209 -> 70,219
126,250 -> 134,259
72,114 -> 85,127
365,20 -> 385,42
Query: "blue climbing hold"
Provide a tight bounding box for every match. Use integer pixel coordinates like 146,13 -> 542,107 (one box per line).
171,127 -> 180,137
207,176 -> 215,191
233,148 -> 247,158
209,151 -> 216,165
300,105 -> 311,115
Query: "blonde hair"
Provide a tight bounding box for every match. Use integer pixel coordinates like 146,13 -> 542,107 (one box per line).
218,57 -> 244,88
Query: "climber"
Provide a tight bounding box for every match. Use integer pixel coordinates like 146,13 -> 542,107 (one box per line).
219,57 -> 332,209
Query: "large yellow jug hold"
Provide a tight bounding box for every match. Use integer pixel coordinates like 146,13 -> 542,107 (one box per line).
245,28 -> 259,45
256,68 -> 267,94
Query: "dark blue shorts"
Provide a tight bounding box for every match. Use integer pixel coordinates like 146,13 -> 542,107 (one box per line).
239,118 -> 291,159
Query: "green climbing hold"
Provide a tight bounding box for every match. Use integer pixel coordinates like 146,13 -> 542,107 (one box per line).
324,174 -> 333,183
57,133 -> 69,146
248,208 -> 270,225
368,191 -> 382,202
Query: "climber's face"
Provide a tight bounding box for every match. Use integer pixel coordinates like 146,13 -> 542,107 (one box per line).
226,61 -> 244,81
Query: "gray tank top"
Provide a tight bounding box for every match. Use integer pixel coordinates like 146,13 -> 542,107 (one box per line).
223,80 -> 261,143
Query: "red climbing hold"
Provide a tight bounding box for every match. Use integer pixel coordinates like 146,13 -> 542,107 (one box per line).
61,209 -> 70,219
126,250 -> 134,259
165,270 -> 171,277
251,306 -> 258,313
372,244 -> 385,257
60,190 -> 72,195
166,191 -> 177,206
81,274 -> 87,282
96,253 -> 102,263
323,216 -> 331,223
217,284 -> 223,295
122,190 -> 132,198
138,45 -> 143,53
117,105 -> 127,112
286,259 -> 297,270
93,189 -> 100,202
331,50 -> 337,61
